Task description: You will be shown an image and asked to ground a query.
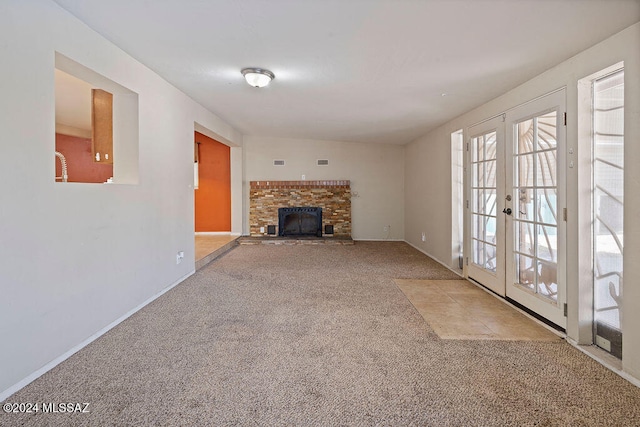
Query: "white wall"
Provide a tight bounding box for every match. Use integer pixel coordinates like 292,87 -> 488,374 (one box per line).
244,136 -> 404,240
404,23 -> 640,381
405,127 -> 455,263
0,0 -> 242,399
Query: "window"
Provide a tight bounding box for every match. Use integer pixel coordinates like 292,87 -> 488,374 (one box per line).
470,130 -> 498,273
513,111 -> 559,301
451,129 -> 464,270
592,69 -> 624,358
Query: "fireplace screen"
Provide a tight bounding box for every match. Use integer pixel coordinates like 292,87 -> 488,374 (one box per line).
278,207 -> 322,237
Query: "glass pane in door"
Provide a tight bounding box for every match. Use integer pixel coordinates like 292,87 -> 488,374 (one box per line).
512,111 -> 558,303
471,131 -> 497,273
593,70 -> 624,358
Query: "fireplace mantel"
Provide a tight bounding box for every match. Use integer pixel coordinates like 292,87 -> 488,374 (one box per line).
249,180 -> 351,237
251,180 -> 350,189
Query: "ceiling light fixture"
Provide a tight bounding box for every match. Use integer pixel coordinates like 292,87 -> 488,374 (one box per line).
241,67 -> 275,88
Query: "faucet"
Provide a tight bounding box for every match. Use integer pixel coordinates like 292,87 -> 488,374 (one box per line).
55,151 -> 68,182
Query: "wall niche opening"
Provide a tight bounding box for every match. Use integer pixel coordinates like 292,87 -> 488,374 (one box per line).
55,52 -> 139,184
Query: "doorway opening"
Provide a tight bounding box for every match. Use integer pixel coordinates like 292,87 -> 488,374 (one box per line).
194,131 -> 233,265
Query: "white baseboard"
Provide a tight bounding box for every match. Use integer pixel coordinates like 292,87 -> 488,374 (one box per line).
404,240 -> 464,278
354,238 -> 405,242
195,231 -> 232,236
0,270 -> 195,402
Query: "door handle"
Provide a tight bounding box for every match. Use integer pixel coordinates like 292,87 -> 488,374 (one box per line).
502,208 -> 512,215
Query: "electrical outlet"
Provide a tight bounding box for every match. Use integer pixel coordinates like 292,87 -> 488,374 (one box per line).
595,335 -> 611,352
383,225 -> 389,232
176,251 -> 185,265
421,232 -> 426,242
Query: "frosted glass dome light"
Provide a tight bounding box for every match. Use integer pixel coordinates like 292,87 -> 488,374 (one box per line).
241,68 -> 275,88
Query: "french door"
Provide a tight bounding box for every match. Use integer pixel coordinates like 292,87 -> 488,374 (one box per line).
505,90 -> 566,328
467,90 -> 567,328
467,117 -> 506,296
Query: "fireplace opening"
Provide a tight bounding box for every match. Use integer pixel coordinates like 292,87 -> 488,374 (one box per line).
278,207 -> 322,237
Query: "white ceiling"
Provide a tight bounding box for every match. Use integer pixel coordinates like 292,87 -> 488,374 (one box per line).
55,69 -> 92,132
53,0 -> 640,145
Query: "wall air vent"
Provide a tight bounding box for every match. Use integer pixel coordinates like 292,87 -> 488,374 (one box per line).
317,159 -> 329,166
273,160 -> 285,166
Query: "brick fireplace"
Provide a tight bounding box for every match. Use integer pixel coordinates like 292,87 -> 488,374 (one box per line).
249,180 -> 351,237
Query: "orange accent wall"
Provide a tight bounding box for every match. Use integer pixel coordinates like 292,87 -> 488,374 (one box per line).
55,133 -> 113,183
194,132 -> 231,232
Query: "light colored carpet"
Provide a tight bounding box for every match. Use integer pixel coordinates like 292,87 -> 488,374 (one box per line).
3,242 -> 640,426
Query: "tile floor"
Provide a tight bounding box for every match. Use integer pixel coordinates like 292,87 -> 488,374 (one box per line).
195,234 -> 237,261
395,279 -> 562,341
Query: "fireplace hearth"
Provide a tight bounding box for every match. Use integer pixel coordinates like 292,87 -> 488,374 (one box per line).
278,207 -> 322,237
